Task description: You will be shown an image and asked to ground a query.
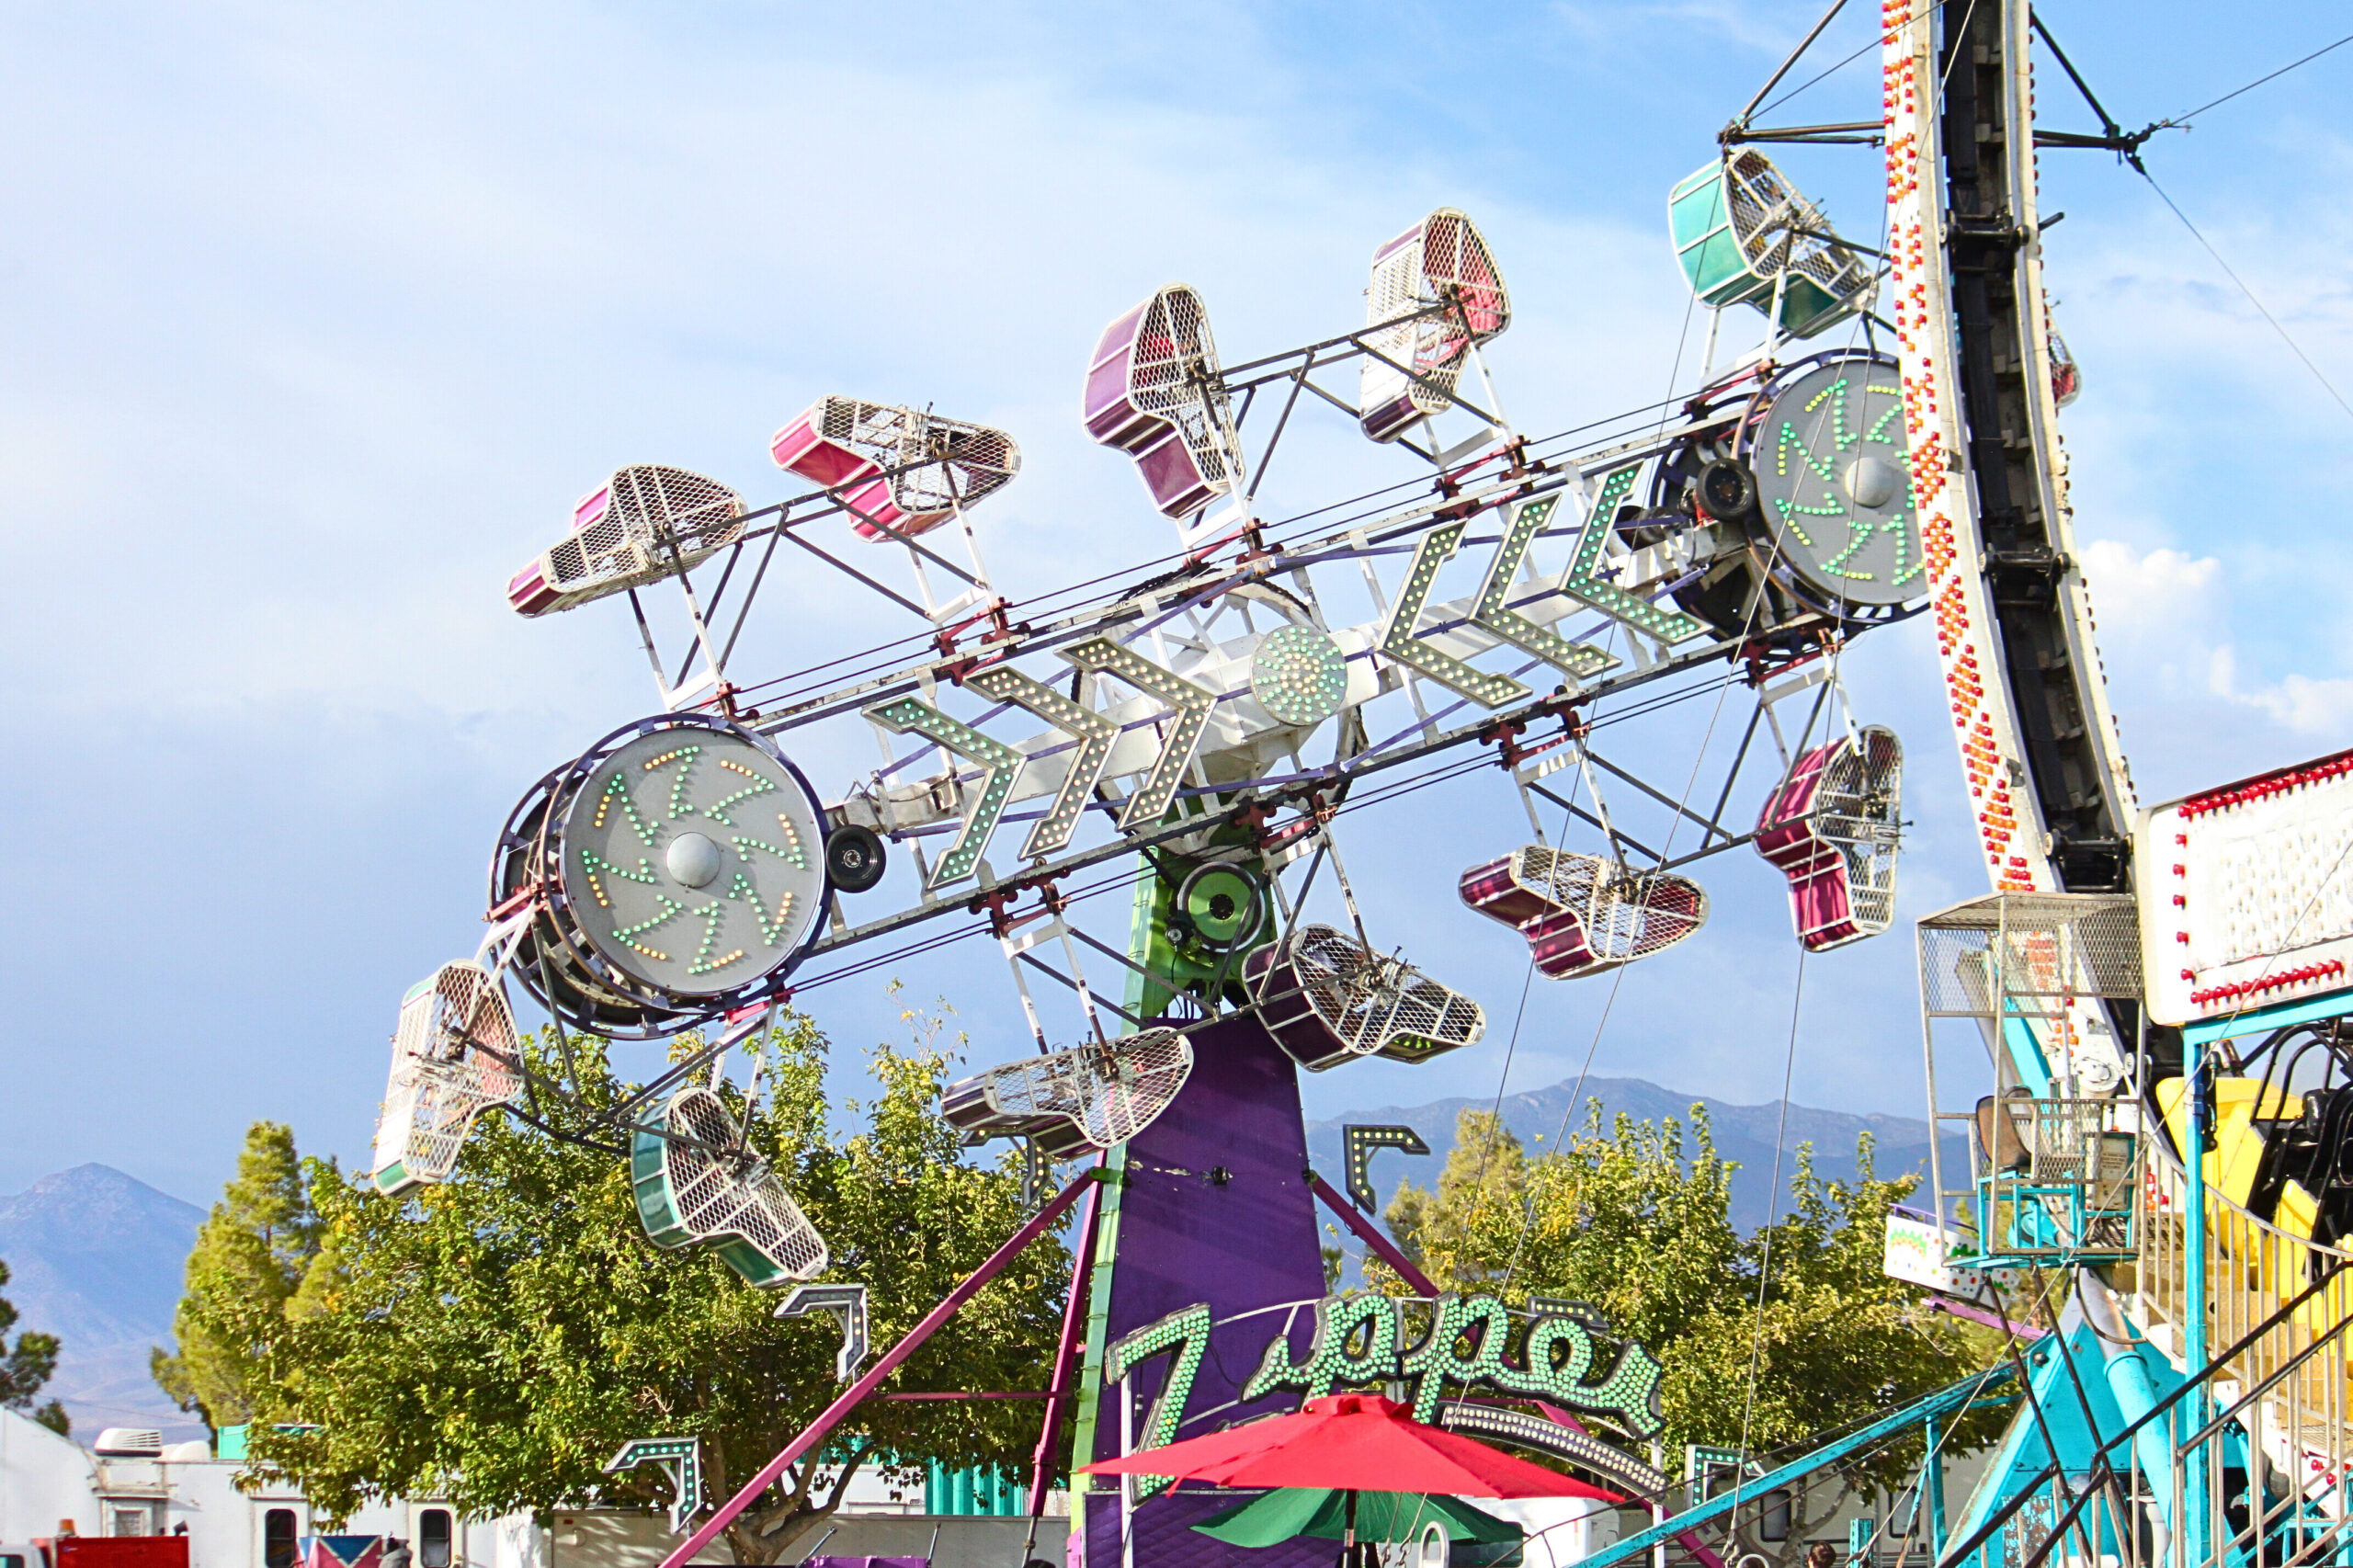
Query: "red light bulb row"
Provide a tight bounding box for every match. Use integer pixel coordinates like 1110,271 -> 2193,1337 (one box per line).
2188,960 -> 2348,1009
2179,750 -> 2353,820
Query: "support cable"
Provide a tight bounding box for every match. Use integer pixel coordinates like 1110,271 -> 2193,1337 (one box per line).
2163,29 -> 2353,129
2138,169 -> 2353,427
1733,946 -> 1808,1478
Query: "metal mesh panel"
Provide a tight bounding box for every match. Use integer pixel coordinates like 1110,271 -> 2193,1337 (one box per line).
1249,925 -> 1485,1069
1722,152 -> 1872,309
1516,847 -> 1710,971
1420,210 -> 1510,338
373,961 -> 521,1189
535,464 -> 745,606
1125,287 -> 1241,488
888,419 -> 1020,515
542,506 -> 645,593
1359,209 -> 1511,426
655,1086 -> 828,1282
1917,892 -> 2143,1014
608,464 -> 746,553
941,1028 -> 1195,1156
811,397 -> 1022,517
1815,725 -> 1903,937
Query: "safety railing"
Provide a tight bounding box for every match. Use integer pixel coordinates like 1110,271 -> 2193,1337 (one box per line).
1959,1096 -> 2139,1267
2138,1153 -> 2353,1568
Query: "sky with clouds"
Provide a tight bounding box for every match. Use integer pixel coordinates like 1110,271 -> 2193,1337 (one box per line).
4,0 -> 2351,1206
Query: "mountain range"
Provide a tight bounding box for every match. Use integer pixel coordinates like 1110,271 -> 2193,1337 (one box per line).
1304,1074 -> 1965,1232
0,1165 -> 205,1441
0,1077 -> 1958,1443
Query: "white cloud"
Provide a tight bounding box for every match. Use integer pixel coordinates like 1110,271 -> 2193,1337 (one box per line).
2211,655 -> 2353,737
2079,538 -> 2222,636
2075,539 -> 2353,743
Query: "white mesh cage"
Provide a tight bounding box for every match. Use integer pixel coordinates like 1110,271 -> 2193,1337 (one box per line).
1124,288 -> 1244,493
1813,726 -> 1904,940
941,1028 -> 1194,1156
813,397 -> 1022,519
653,1085 -> 829,1283
1511,847 -> 1710,974
1917,892 -> 2143,1018
1247,925 -> 1486,1070
1358,209 -> 1511,442
371,961 -> 522,1193
518,464 -> 748,616
1754,726 -> 1905,952
1721,151 -> 1874,330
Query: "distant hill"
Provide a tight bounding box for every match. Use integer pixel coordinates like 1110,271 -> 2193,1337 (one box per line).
0,1165 -> 203,1441
1307,1074 -> 1967,1232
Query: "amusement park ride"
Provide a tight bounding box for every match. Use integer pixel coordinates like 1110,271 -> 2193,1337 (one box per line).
363,4 -> 2353,1568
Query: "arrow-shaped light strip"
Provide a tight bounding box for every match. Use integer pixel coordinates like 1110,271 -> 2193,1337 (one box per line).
1472,493 -> 1620,682
1378,520 -> 1531,709
605,1437 -> 704,1535
964,666 -> 1119,859
1558,467 -> 1709,643
1059,638 -> 1217,831
1341,1122 -> 1431,1214
864,697 -> 1025,888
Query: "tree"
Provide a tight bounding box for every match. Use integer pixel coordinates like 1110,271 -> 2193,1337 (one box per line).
219,1009 -> 1069,1563
1381,1108 -> 1527,1293
0,1257 -> 67,1435
1383,1104 -> 2002,1523
153,1120 -> 324,1433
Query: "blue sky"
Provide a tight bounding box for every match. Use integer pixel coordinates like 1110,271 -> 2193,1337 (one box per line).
4,0 -> 2351,1206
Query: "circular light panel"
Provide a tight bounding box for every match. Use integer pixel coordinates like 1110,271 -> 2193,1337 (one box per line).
558,724 -> 829,1001
1251,624 -> 1349,727
1751,359 -> 1925,608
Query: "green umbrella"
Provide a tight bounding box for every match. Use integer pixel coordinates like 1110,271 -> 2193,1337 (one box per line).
1193,1487 -> 1523,1549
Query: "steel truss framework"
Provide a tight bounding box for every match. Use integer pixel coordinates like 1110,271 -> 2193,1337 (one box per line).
563,343 -> 1920,1053
392,0 -> 2298,1551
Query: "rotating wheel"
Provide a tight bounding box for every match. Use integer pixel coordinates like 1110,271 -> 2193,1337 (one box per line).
824,824 -> 888,893
1648,353 -> 1927,640
1733,352 -> 1927,619
493,713 -> 834,1036
1173,862 -> 1267,953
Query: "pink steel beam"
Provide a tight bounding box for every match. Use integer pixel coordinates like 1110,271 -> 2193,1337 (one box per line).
1928,1296 -> 2049,1336
659,1167 -> 1108,1568
1306,1170 -> 1438,1293
1030,1176 -> 1104,1513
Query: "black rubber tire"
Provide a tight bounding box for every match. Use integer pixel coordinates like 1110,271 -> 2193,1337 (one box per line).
824,824 -> 888,893
1697,458 -> 1760,523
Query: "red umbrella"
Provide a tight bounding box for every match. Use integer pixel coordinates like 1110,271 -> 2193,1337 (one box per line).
1081,1392 -> 1618,1560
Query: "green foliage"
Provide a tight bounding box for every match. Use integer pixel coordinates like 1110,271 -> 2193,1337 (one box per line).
1382,1103 -> 2003,1497
153,1120 -> 324,1432
219,1008 -> 1067,1563
0,1256 -> 67,1434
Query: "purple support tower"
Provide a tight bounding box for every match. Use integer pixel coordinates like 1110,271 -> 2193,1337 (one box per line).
1073,1013 -> 1331,1568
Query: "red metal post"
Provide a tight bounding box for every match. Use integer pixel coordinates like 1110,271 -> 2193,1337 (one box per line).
1305,1169 -> 1438,1294
1029,1176 -> 1103,1512
658,1167 -> 1108,1568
